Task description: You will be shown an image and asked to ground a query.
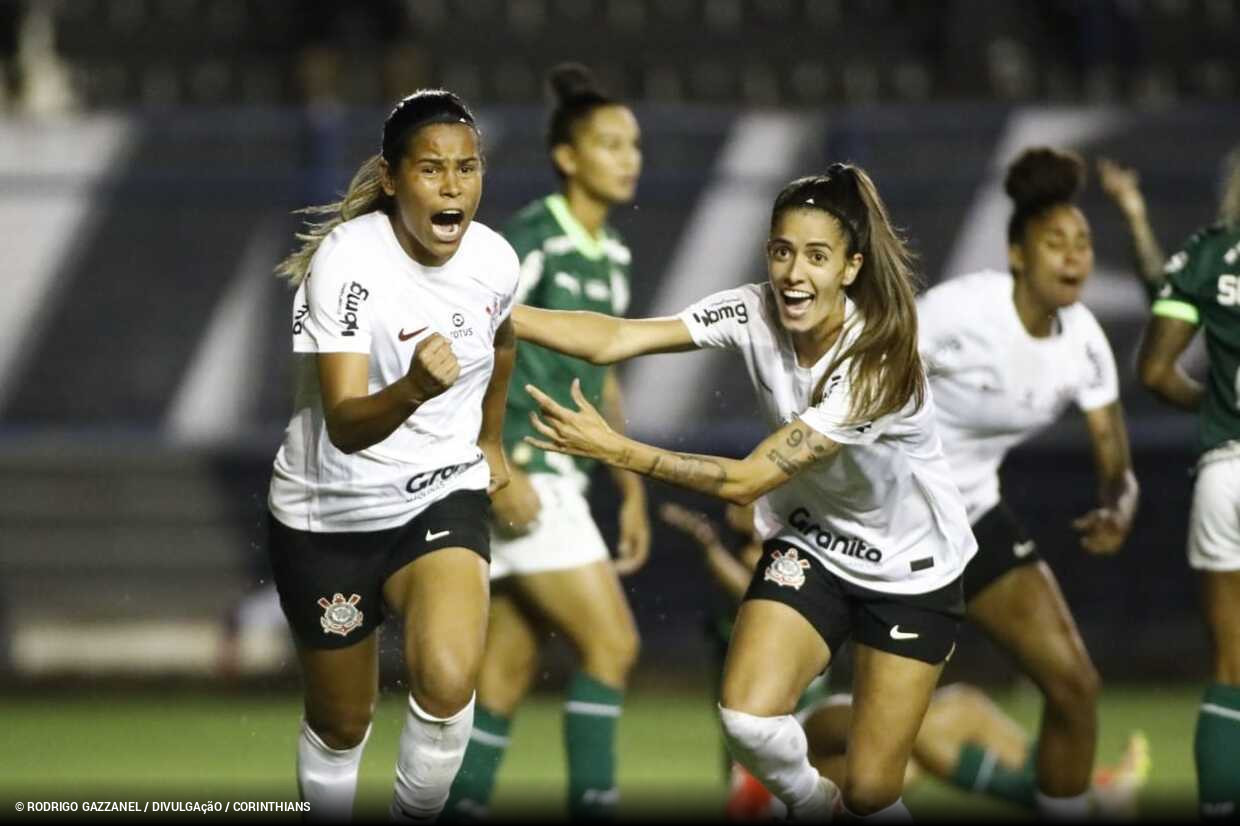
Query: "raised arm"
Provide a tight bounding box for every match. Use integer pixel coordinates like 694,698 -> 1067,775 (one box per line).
1072,401 -> 1139,554
1138,314 -> 1204,411
524,379 -> 841,506
513,305 -> 697,364
1098,158 -> 1166,292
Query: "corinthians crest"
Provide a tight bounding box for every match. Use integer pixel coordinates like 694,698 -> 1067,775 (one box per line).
764,548 -> 811,590
318,593 -> 364,637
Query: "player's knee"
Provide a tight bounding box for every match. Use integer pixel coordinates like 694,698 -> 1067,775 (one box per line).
583,624 -> 641,676
842,767 -> 902,816
305,709 -> 373,750
719,677 -> 796,718
411,655 -> 478,717
1044,656 -> 1101,718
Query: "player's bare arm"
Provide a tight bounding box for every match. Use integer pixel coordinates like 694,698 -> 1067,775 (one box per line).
478,316 -> 516,494
525,378 -> 841,506
602,370 -> 651,574
317,334 -> 459,454
659,502 -> 752,600
1072,401 -> 1139,554
1098,158 -> 1166,288
513,305 -> 697,364
1138,314 -> 1204,411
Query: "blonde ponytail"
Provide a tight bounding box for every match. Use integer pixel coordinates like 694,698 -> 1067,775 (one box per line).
274,155 -> 391,286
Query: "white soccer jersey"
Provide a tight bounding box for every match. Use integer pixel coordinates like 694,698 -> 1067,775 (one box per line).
918,270 -> 1120,522
679,284 -> 976,595
269,212 -> 519,532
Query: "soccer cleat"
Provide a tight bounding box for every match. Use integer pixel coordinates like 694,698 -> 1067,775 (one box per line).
725,764 -> 776,821
1092,730 -> 1151,821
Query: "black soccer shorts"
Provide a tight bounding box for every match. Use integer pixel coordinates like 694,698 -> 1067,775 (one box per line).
267,488 -> 492,649
962,500 -> 1040,603
743,540 -> 963,665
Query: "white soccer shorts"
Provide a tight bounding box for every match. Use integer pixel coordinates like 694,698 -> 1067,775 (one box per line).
1188,444 -> 1240,572
489,473 -> 609,579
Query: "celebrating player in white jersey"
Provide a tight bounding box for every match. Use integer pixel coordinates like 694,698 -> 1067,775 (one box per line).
268,89 -> 520,822
513,164 -> 977,820
918,147 -> 1140,820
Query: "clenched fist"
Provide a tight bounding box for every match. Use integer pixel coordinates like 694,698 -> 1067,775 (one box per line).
404,333 -> 459,404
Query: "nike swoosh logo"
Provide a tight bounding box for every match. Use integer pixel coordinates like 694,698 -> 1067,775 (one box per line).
399,326 -> 428,342
889,625 -> 920,640
425,529 -> 451,542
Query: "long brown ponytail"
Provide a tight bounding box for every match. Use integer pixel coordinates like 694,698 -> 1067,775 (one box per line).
773,165 -> 925,424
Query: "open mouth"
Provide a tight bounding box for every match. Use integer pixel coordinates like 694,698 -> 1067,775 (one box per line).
780,288 -> 815,317
429,209 -> 465,243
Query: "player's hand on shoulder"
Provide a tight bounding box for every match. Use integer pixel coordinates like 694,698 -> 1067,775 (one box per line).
1072,506 -> 1131,555
404,333 -> 459,404
491,465 -> 541,537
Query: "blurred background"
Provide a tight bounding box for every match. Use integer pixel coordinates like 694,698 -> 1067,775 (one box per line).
1,0 -> 1237,817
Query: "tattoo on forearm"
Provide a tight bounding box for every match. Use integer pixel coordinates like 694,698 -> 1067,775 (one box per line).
785,429 -> 804,448
767,448 -> 797,475
646,452 -> 727,493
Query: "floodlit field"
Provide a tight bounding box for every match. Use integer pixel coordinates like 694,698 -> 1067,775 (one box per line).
0,684 -> 1200,821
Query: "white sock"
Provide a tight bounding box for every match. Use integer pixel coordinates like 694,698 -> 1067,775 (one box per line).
840,797 -> 913,822
1036,790 -> 1092,821
719,705 -> 834,819
298,719 -> 370,822
390,693 -> 476,823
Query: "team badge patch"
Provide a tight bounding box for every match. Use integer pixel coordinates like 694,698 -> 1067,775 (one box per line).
318,593 -> 364,637
764,548 -> 811,590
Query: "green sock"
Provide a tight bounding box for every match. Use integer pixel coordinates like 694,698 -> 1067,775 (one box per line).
443,706 -> 511,821
564,671 -> 623,820
950,741 -> 1037,809
1196,683 -> 1240,819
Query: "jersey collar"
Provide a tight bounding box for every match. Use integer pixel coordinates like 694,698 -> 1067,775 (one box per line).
545,194 -> 606,261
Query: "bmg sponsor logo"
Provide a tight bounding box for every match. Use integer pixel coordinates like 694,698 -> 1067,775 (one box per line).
693,301 -> 748,327
789,507 -> 883,563
338,282 -> 370,337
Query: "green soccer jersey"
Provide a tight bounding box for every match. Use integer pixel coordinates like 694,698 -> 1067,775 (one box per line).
1152,225 -> 1240,455
502,194 -> 632,482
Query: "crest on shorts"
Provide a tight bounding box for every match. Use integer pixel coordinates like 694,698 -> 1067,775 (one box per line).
318,593 -> 363,637
764,548 -> 811,590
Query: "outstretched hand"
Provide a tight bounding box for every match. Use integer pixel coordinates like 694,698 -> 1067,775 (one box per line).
1097,158 -> 1146,220
659,502 -> 724,551
1072,506 -> 1130,555
524,379 -> 621,463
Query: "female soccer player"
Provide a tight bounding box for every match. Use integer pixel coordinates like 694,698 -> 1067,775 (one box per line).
268,89 -> 520,822
1136,146 -> 1240,820
444,64 -> 648,822
916,147 -> 1139,820
659,502 -> 1149,820
514,164 -> 977,820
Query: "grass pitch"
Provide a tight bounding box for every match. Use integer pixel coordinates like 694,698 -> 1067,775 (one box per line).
0,683 -> 1199,820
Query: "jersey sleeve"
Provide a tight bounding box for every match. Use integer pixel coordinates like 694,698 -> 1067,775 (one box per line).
295,240 -> 374,354
678,286 -> 760,350
1073,309 -> 1120,411
798,365 -> 897,446
1151,233 -> 1209,326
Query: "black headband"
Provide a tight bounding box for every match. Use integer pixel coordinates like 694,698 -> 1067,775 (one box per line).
381,109 -> 476,164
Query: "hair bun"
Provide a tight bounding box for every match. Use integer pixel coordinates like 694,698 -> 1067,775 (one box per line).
546,62 -> 604,105
1004,147 -> 1086,211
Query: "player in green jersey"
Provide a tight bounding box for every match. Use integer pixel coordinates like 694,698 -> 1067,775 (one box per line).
1113,147 -> 1240,820
445,64 -> 647,821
